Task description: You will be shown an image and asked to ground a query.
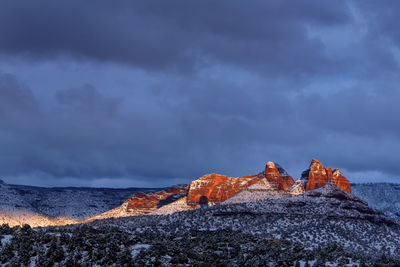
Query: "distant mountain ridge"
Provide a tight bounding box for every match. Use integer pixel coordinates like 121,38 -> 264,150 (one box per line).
351,183 -> 400,221
0,159 -> 399,226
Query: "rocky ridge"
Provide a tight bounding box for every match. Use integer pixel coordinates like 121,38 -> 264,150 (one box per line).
0,158 -> 366,226
91,159 -> 353,220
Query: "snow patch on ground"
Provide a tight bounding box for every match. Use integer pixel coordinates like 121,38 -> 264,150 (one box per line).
1,235 -> 12,246
150,197 -> 194,215
131,244 -> 151,258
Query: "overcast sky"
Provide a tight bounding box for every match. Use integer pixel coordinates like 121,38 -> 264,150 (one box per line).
0,0 -> 399,187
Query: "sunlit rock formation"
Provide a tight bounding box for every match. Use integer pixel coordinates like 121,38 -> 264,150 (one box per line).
186,174 -> 260,207
265,161 -> 294,190
299,158 -> 351,193
126,185 -> 188,213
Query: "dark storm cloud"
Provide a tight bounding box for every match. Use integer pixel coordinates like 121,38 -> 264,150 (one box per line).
0,72 -> 38,119
0,0 -> 352,75
0,70 -> 308,184
0,1 -> 400,187
354,1 -> 400,44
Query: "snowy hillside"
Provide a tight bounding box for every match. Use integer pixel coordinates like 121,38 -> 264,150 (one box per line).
1,179 -> 400,265
0,179 -> 159,225
352,183 -> 400,220
2,177 -> 400,229
86,183 -> 399,265
1,183 -> 397,266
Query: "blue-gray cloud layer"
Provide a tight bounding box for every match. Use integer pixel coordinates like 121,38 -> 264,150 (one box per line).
0,0 -> 399,187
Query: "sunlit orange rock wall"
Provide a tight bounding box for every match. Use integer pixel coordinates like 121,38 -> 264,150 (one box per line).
331,169 -> 351,193
126,185 -> 188,212
186,174 -> 260,206
302,159 -> 351,193
304,159 -> 330,191
265,162 -> 294,190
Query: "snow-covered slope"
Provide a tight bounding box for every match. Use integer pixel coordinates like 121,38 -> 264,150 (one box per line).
84,200 -> 134,222
352,183 -> 400,220
150,197 -> 194,215
0,210 -> 77,227
223,178 -> 291,204
87,186 -> 190,220
0,181 -> 78,226
0,179 -> 159,225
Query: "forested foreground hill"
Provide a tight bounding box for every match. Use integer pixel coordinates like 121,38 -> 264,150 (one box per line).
2,224 -> 395,267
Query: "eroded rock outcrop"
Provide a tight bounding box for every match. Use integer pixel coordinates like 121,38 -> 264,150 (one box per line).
300,159 -> 351,193
186,162 -> 295,206
111,159 -> 352,218
331,169 -> 352,193
126,185 -> 188,213
186,174 -> 260,207
302,159 -> 329,191
88,159 -> 354,222
265,161 -> 294,190
125,159 -> 351,212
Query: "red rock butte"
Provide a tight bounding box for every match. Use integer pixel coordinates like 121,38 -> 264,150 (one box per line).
301,159 -> 351,193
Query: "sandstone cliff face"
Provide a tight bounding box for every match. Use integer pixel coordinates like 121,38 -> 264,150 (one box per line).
301,159 -> 351,193
186,162 -> 295,206
186,174 -> 260,207
126,185 -> 188,213
331,169 -> 352,193
303,159 -> 329,191
265,161 -> 294,191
